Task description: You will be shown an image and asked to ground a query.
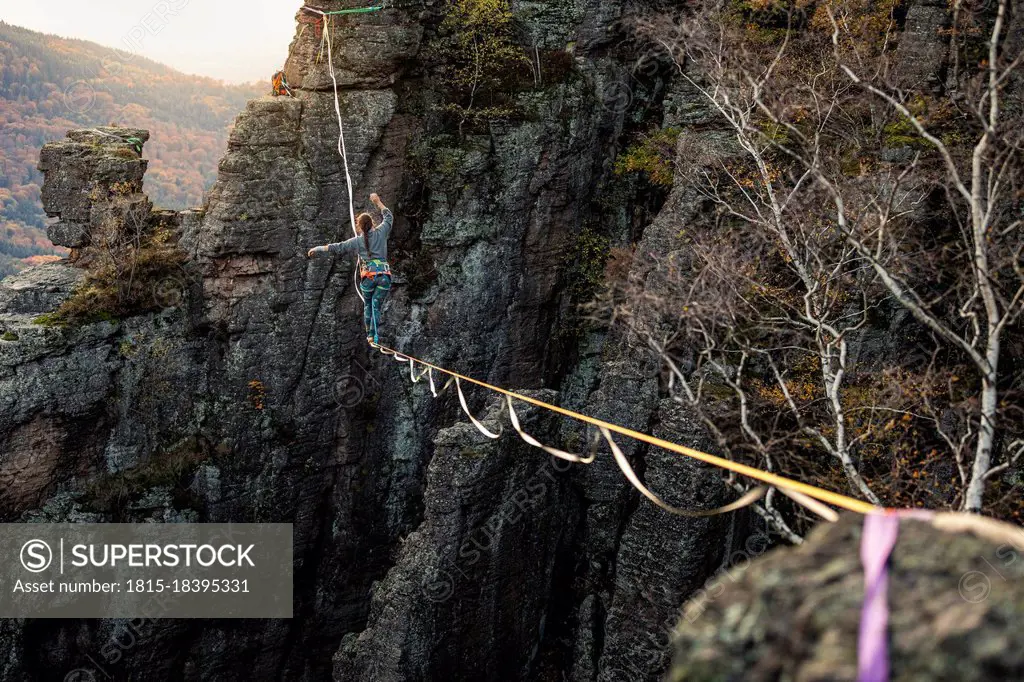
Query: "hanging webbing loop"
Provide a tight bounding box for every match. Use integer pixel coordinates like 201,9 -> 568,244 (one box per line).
600,426 -> 768,517
507,396 -> 596,464
455,377 -> 502,439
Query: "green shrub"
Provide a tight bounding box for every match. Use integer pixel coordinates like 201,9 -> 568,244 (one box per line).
614,128 -> 681,187
565,226 -> 611,301
396,246 -> 440,300
32,312 -> 64,327
428,0 -> 531,130
882,117 -> 930,149
407,134 -> 467,184
1,331 -> 17,341
35,224 -> 186,327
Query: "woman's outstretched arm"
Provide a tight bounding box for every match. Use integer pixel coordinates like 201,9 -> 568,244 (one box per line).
307,235 -> 359,258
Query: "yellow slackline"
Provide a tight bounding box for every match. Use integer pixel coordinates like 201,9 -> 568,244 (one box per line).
371,344 -> 882,515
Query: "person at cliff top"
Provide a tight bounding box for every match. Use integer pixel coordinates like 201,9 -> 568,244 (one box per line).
307,193 -> 394,345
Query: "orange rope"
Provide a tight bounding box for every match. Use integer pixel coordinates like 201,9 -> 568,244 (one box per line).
372,344 -> 883,515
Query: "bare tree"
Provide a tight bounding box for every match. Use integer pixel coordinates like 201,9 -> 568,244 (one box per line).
615,0 -> 1023,523
820,0 -> 1024,511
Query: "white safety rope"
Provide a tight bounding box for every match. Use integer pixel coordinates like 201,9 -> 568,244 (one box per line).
316,10 -> 365,303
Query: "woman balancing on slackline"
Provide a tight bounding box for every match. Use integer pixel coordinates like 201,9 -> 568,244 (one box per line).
307,193 -> 394,345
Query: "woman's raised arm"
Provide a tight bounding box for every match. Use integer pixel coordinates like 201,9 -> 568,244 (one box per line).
370,193 -> 393,236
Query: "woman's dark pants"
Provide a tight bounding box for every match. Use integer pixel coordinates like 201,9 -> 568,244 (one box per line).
359,274 -> 392,343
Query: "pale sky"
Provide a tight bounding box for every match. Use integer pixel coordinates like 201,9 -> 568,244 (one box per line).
0,1 -> 300,83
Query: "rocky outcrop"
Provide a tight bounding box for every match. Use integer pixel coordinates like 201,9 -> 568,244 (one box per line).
0,262 -> 83,315
335,391 -> 577,680
669,515 -> 1024,682
0,255 -> 120,519
284,3 -> 424,89
894,0 -> 950,91
39,127 -> 150,249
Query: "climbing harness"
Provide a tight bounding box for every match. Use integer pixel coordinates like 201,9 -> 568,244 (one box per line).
89,128 -> 144,155
360,258 -> 392,279
370,343 -> 882,517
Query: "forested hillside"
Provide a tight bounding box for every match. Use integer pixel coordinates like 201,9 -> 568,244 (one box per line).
0,22 -> 264,275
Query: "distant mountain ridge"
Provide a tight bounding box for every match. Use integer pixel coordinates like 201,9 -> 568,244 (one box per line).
0,21 -> 265,275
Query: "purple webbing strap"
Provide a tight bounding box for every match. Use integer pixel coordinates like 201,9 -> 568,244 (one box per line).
857,512 -> 900,682
857,510 -> 934,682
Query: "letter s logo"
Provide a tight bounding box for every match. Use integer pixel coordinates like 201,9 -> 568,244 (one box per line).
21,539 -> 53,573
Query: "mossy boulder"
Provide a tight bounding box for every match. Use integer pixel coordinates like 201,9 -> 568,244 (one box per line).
670,514 -> 1024,681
